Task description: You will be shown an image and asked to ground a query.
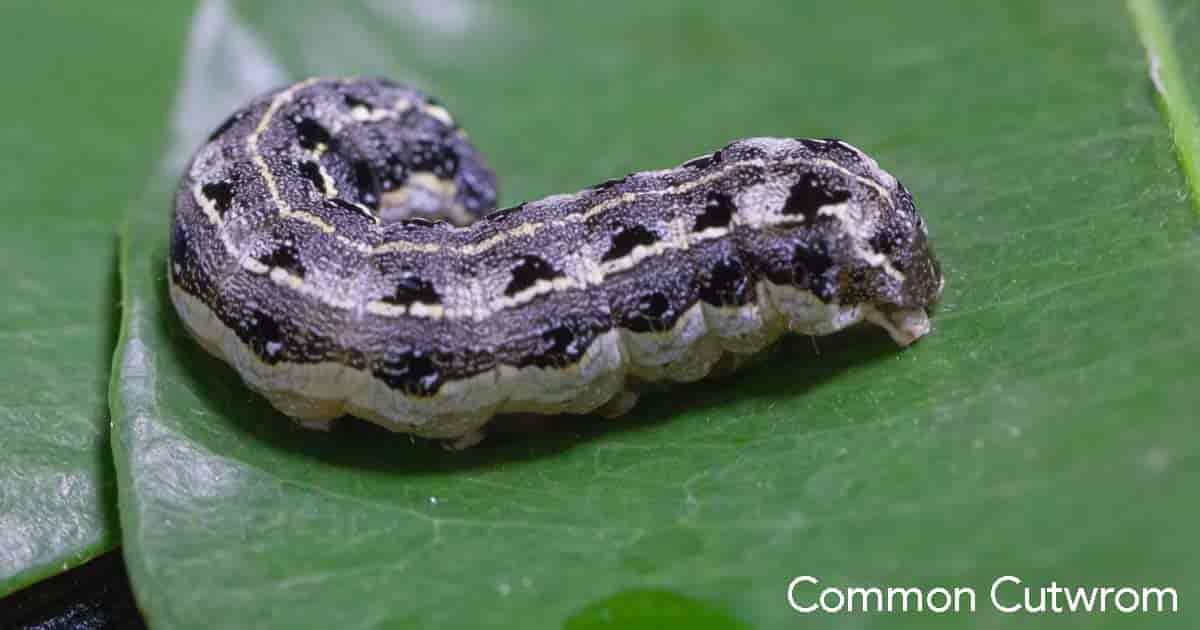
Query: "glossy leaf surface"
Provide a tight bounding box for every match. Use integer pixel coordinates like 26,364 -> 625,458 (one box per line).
0,2 -> 192,597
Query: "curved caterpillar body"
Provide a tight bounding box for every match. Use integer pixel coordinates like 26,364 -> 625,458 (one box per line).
169,76 -> 943,447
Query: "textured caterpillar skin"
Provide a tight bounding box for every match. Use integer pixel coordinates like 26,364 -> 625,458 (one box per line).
169,76 -> 943,445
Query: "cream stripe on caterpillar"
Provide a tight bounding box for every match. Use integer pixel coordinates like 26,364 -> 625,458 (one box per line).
169,76 -> 943,448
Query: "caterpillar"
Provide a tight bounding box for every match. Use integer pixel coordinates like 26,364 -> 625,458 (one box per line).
168,76 -> 943,448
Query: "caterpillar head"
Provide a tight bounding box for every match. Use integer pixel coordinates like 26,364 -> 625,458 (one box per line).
720,137 -> 944,345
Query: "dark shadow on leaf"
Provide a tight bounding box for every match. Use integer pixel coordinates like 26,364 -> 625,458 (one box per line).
155,246 -> 903,476
96,237 -> 123,541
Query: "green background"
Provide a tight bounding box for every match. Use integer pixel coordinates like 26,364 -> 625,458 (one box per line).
4,1 -> 1198,628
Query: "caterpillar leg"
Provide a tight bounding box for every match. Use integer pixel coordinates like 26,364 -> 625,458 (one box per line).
595,389 -> 641,418
704,351 -> 761,380
296,418 -> 337,431
261,388 -> 344,429
864,306 -> 932,347
443,429 -> 486,451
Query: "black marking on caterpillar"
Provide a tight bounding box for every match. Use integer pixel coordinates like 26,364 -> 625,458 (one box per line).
698,255 -> 753,307
350,160 -> 379,207
342,93 -> 372,110
293,116 -> 333,150
297,160 -> 327,196
623,291 -> 675,333
258,243 -> 305,278
694,192 -> 736,231
381,274 -> 441,307
602,225 -> 659,262
207,111 -> 245,142
408,139 -> 459,179
782,172 -> 851,220
199,180 -> 235,217
168,76 -> 943,447
593,176 -> 630,192
682,150 -> 722,170
505,255 -> 562,296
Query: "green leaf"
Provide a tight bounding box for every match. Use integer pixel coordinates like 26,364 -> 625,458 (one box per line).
0,2 -> 192,596
113,1 -> 1200,628
1129,0 -> 1200,210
